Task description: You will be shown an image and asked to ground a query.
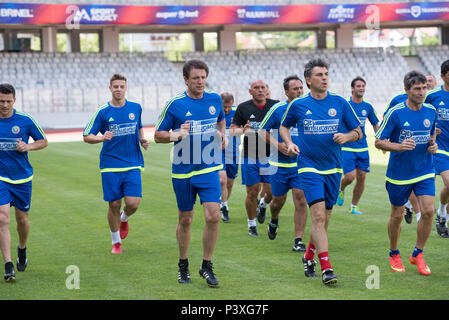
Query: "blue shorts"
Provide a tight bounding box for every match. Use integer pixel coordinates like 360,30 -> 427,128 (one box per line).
221,163 -> 239,180
342,150 -> 370,174
433,153 -> 449,175
241,158 -> 273,186
0,180 -> 32,212
172,170 -> 221,212
386,178 -> 435,207
299,171 -> 341,209
271,166 -> 301,197
101,169 -> 142,202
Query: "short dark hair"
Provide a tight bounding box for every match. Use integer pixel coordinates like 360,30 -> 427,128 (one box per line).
183,59 -> 209,79
110,74 -> 127,85
404,70 -> 427,90
283,75 -> 302,91
441,59 -> 449,76
0,83 -> 15,98
220,92 -> 234,103
304,58 -> 329,88
351,76 -> 366,88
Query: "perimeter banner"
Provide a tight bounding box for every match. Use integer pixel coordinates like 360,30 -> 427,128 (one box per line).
0,2 -> 448,25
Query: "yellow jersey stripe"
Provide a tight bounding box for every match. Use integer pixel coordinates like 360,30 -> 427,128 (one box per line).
342,147 -> 369,152
269,161 -> 297,168
100,166 -> 144,173
155,94 -> 185,130
0,175 -> 33,184
171,165 -> 223,179
385,173 -> 435,185
298,167 -> 343,175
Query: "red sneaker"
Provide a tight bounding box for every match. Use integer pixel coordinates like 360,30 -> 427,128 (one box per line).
389,254 -> 405,272
111,242 -> 122,254
410,253 -> 431,275
120,221 -> 129,239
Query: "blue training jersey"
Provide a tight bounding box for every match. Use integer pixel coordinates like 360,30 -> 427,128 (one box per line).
156,90 -> 225,178
83,100 -> 144,172
425,85 -> 449,156
281,91 -> 360,174
259,100 -> 299,167
342,98 -> 379,151
223,106 -> 241,164
0,109 -> 46,183
375,102 -> 436,184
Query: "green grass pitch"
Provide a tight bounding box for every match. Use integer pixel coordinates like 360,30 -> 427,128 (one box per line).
1,140 -> 448,300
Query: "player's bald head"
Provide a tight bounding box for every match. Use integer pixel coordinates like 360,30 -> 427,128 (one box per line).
250,80 -> 266,90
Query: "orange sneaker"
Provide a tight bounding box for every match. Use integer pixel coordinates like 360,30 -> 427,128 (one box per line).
389,254 -> 405,272
111,242 -> 122,254
120,221 -> 129,239
410,253 -> 431,275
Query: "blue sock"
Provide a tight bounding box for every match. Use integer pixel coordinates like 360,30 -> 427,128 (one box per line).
389,249 -> 400,257
412,247 -> 423,258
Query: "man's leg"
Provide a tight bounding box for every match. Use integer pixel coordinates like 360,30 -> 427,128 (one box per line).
292,188 -> 308,245
219,170 -> 228,203
108,199 -> 122,253
436,171 -> 449,236
267,193 -> 287,240
0,204 -> 11,264
177,210 -> 194,260
14,208 -> 29,272
14,208 -> 29,250
416,195 -> 434,251
226,178 -> 235,200
202,202 -> 221,261
246,183 -> 260,235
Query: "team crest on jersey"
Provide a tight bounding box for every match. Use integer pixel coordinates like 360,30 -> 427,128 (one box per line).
423,119 -> 431,128
11,126 -> 20,134
328,108 -> 337,117
209,106 -> 216,115
128,113 -> 135,120
361,110 -> 367,116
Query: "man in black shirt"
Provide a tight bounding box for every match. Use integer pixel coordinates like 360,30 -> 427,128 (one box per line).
229,80 -> 279,236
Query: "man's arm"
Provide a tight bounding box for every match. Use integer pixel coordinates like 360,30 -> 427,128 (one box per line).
139,128 -> 150,150
375,138 -> 416,152
16,138 -> 48,152
333,127 -> 363,145
154,121 -> 190,144
279,125 -> 299,156
83,131 -> 113,144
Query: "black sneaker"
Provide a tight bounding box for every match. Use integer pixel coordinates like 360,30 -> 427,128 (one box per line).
267,221 -> 278,240
322,268 -> 338,285
404,207 -> 413,224
302,256 -> 317,278
248,225 -> 258,237
178,260 -> 191,284
220,206 -> 230,223
4,262 -> 15,282
256,202 -> 266,224
199,261 -> 219,288
292,239 -> 306,252
17,247 -> 27,272
436,216 -> 449,237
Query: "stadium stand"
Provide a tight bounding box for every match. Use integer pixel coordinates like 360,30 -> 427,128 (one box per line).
3,43 -> 448,120
183,46 -> 409,105
0,46 -> 413,117
416,45 -> 449,80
